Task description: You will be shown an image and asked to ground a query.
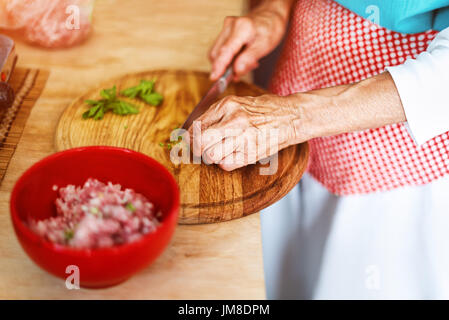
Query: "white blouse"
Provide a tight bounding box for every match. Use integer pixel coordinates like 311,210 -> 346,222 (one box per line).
261,26 -> 449,299
387,26 -> 449,145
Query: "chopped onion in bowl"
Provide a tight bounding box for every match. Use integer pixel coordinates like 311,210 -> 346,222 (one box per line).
29,178 -> 161,249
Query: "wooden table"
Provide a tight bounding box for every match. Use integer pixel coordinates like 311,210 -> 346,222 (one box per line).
0,0 -> 265,299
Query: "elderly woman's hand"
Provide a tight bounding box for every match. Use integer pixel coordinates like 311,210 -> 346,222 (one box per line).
209,0 -> 294,81
188,93 -> 320,171
188,73 -> 407,171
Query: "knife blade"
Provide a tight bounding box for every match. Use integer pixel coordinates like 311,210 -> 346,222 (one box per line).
182,48 -> 244,130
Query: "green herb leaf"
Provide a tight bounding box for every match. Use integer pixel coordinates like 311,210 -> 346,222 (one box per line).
94,107 -> 105,120
100,86 -> 117,100
64,229 -> 74,241
121,79 -> 163,106
126,202 -> 136,212
121,80 -> 154,98
120,100 -> 139,114
83,86 -> 139,120
85,99 -> 100,105
84,80 -> 163,120
140,92 -> 163,106
121,87 -> 139,99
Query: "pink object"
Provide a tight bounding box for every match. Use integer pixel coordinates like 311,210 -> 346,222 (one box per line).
0,35 -> 16,82
271,0 -> 442,195
30,178 -> 161,249
0,0 -> 93,48
10,146 -> 179,288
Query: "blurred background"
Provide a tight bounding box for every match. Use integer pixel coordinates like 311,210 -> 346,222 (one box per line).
0,0 -> 268,299
0,0 -> 285,90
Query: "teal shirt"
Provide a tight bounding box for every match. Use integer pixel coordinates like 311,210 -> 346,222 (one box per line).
334,0 -> 449,34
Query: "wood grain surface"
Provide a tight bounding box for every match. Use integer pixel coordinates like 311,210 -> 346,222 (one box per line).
0,68 -> 49,182
0,0 -> 268,299
55,70 -> 309,224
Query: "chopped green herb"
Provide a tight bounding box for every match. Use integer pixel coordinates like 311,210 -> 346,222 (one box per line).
126,202 -> 136,212
83,85 -> 139,120
121,80 -> 154,98
121,80 -> 163,106
159,127 -> 185,150
64,229 -> 74,241
140,92 -> 163,106
90,207 -> 99,215
124,125 -> 128,129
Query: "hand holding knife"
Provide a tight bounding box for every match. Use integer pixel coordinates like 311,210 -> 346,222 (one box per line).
181,46 -> 245,130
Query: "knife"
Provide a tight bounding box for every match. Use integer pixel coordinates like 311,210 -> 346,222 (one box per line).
182,48 -> 244,130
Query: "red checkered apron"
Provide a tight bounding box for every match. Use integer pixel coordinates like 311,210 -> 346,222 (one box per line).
270,0 -> 447,195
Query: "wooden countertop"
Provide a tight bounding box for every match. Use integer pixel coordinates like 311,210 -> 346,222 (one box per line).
0,0 -> 265,299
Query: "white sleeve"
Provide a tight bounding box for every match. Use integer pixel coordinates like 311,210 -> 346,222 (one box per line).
386,26 -> 449,146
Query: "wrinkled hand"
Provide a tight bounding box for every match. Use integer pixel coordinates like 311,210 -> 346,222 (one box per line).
184,73 -> 407,172
188,94 -> 312,171
209,0 -> 292,81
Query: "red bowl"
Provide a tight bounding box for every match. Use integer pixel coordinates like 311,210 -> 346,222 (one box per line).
10,146 -> 179,288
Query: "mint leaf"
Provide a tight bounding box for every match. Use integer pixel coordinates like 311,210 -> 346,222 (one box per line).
100,86 -> 117,100
121,86 -> 139,99
141,92 -> 163,106
121,80 -> 154,98
121,79 -> 163,106
83,80 -> 163,120
83,86 -> 139,119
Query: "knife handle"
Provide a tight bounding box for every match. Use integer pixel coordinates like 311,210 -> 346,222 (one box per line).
217,45 -> 247,93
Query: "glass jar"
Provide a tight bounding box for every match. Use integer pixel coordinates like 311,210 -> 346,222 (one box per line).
0,0 -> 94,48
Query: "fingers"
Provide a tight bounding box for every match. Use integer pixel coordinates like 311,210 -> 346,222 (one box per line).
193,96 -> 248,157
203,136 -> 237,164
185,95 -> 267,168
233,44 -> 263,76
219,151 -> 246,171
210,17 -> 254,81
186,99 -> 225,141
203,127 -> 259,166
209,17 -> 233,62
195,126 -> 242,158
187,95 -> 241,151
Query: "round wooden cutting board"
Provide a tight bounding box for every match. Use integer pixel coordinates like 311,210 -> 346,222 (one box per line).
55,70 -> 309,224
